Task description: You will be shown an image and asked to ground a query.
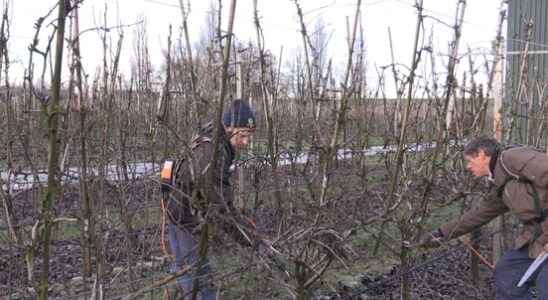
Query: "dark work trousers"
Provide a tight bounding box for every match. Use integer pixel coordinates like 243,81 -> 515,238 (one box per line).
168,223 -> 216,300
494,248 -> 548,300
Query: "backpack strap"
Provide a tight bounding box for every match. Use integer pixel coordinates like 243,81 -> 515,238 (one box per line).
519,176 -> 548,239
161,160 -> 175,193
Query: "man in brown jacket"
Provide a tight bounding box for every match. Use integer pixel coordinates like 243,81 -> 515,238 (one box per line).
421,136 -> 548,299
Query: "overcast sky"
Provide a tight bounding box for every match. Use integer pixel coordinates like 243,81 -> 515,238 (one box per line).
7,0 -> 503,90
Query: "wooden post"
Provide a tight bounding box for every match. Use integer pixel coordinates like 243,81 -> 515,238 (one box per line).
493,40 -> 504,141
236,51 -> 244,100
236,51 -> 245,209
492,13 -> 505,264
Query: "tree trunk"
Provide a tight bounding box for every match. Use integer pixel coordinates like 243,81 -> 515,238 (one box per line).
37,1 -> 67,298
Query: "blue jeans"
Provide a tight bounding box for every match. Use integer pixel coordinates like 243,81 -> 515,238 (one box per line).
168,223 -> 216,300
495,248 -> 548,300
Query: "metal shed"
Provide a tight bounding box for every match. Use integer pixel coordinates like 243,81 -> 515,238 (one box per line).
506,0 -> 548,146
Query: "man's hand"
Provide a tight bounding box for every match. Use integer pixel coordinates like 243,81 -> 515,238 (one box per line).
544,243 -> 548,252
418,228 -> 444,249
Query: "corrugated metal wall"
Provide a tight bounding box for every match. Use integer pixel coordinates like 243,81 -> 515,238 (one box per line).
506,0 -> 548,146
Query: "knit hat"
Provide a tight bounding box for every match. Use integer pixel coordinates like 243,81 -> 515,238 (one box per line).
222,99 -> 256,129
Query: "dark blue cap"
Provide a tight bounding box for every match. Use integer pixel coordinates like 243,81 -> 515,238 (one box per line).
222,99 -> 256,129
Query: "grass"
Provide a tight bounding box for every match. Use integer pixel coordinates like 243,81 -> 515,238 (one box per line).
23,205 -> 165,242
317,197 -> 468,292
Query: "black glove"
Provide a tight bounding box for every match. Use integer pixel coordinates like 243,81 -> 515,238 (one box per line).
419,228 -> 444,249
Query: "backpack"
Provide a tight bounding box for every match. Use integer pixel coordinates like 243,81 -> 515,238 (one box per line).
496,145 -> 548,240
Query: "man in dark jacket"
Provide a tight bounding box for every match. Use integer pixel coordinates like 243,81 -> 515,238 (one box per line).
421,136 -> 548,299
165,99 -> 259,299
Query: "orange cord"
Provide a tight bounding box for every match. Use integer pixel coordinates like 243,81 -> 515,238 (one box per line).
243,215 -> 257,228
163,286 -> 172,300
462,240 -> 494,270
160,198 -> 169,257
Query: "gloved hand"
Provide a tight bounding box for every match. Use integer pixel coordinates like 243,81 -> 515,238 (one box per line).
419,228 -> 444,249
260,238 -> 282,257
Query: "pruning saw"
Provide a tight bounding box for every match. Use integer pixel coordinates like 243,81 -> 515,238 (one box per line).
517,251 -> 548,287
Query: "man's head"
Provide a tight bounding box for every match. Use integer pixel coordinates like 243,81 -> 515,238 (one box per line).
223,99 -> 256,150
463,136 -> 500,177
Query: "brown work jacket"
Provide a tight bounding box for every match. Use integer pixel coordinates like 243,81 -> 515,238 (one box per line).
440,147 -> 548,258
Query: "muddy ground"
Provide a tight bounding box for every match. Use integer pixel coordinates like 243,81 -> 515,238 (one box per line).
0,159 -> 506,299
